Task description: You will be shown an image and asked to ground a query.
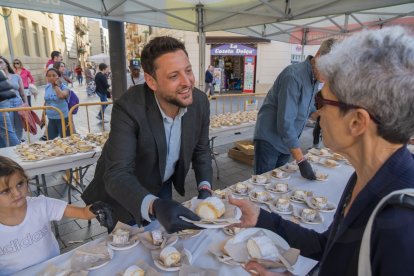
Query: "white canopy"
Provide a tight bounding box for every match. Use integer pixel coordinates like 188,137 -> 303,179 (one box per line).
1,0 -> 413,43
88,53 -> 110,65
2,0 -> 412,91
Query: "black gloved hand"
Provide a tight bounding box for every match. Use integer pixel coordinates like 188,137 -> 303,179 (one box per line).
90,201 -> 114,231
298,159 -> 317,180
198,189 -> 212,199
152,198 -> 203,234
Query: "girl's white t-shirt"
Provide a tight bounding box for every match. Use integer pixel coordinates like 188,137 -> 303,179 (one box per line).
0,196 -> 67,275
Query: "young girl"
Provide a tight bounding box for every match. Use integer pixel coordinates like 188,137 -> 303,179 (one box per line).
0,156 -> 113,275
44,68 -> 70,139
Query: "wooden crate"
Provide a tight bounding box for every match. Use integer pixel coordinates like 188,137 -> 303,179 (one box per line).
228,147 -> 254,166
235,140 -> 254,156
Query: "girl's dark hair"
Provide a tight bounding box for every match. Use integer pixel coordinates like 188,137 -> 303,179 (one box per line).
46,67 -> 61,77
0,156 -> 28,189
141,36 -> 188,77
0,56 -> 16,74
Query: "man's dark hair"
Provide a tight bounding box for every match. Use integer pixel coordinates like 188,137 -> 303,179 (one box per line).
141,36 -> 188,77
51,51 -> 61,60
99,63 -> 107,71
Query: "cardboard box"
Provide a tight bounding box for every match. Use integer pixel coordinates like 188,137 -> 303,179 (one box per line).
235,140 -> 255,156
228,147 -> 254,166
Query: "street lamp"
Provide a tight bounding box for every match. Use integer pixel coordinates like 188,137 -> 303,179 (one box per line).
0,8 -> 14,60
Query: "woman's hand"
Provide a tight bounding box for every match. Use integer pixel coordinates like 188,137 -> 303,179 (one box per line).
228,195 -> 260,228
244,261 -> 292,276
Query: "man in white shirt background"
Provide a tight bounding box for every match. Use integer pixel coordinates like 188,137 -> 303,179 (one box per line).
127,59 -> 145,89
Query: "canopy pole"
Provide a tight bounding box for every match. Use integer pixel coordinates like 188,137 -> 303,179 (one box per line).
301,27 -> 309,61
196,4 -> 205,91
108,20 -> 127,101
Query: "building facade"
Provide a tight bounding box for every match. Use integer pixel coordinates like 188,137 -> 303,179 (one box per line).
0,7 -> 66,85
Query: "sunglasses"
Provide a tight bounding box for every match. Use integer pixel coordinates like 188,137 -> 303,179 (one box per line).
13,62 -> 20,65
315,91 -> 381,125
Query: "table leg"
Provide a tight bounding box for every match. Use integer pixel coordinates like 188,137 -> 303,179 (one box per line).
34,175 -> 41,195
41,174 -> 48,196
67,168 -> 74,204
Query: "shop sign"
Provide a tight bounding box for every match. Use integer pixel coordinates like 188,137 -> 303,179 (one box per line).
211,44 -> 257,56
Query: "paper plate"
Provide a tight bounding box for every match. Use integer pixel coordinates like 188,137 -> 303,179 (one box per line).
88,247 -> 114,271
226,228 -> 290,251
107,240 -> 139,251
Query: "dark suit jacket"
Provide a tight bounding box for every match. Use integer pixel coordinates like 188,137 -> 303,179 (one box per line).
82,84 -> 212,224
256,146 -> 414,276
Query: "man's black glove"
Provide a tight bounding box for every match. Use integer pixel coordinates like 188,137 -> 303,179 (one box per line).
298,159 -> 316,180
152,198 -> 203,234
90,201 -> 114,231
198,189 -> 212,199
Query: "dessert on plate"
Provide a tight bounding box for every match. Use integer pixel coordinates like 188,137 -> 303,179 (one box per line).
123,265 -> 145,276
113,229 -> 130,245
160,246 -> 181,267
276,198 -> 290,212
151,230 -> 163,246
301,208 -> 317,221
312,196 -> 328,209
195,197 -> 225,220
235,182 -> 248,194
247,236 -> 279,261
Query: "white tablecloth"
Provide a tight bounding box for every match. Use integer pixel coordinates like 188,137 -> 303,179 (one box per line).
0,146 -> 101,177
15,158 -> 354,276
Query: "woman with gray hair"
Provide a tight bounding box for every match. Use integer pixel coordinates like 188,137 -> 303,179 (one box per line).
229,26 -> 414,276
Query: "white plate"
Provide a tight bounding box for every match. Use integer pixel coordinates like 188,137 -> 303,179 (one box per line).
247,178 -> 269,186
153,249 -> 192,272
298,210 -> 324,225
265,184 -> 291,194
280,163 -> 299,173
289,195 -> 306,204
318,158 -> 341,168
308,148 -> 332,157
107,240 -> 139,251
306,198 -> 337,213
270,169 -> 291,180
249,191 -> 274,203
88,247 -> 114,271
175,229 -> 203,239
272,203 -> 294,215
189,207 -> 242,229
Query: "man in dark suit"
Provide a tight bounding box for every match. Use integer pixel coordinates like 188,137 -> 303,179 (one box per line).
82,37 -> 213,233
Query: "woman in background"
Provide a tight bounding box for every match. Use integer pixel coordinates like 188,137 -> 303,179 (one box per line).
13,59 -> 34,106
0,56 -> 27,143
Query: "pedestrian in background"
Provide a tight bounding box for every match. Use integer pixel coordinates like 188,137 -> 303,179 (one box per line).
74,64 -> 83,85
204,65 -> 214,97
0,56 -> 28,143
85,64 -> 96,96
94,63 -> 110,122
13,59 -> 34,106
0,69 -> 19,147
44,51 -> 62,70
126,59 -> 145,89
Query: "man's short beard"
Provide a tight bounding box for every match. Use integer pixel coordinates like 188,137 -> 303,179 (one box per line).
167,97 -> 189,108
